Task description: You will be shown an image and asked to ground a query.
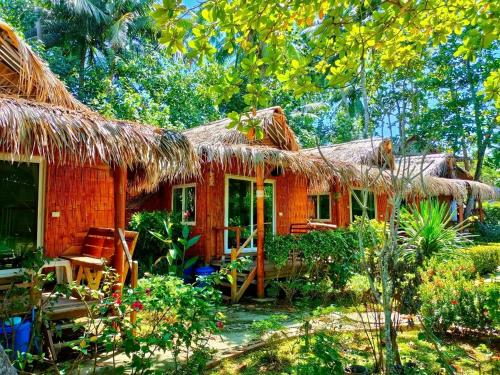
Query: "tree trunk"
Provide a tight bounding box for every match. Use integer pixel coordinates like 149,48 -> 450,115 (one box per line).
461,138 -> 471,171
360,58 -> 370,138
78,44 -> 87,97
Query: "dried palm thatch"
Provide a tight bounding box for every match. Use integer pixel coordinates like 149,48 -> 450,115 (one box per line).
184,107 -> 299,151
0,22 -> 87,111
304,138 -> 395,170
303,142 -> 393,194
0,96 -> 199,193
0,22 -> 199,194
395,154 -> 496,202
183,107 -> 384,189
395,153 -> 471,179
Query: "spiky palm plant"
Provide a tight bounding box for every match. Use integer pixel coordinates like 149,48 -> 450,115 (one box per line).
399,199 -> 469,265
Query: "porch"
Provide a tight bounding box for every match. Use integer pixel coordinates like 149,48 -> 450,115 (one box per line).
210,222 -> 337,303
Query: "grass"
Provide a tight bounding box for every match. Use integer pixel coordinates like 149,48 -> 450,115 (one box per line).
209,330 -> 499,374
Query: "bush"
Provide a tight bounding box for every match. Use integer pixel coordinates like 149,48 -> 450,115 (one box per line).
121,274 -> 223,372
483,201 -> 500,225
128,210 -> 182,273
265,229 -> 360,303
419,257 -> 499,335
461,243 -> 500,275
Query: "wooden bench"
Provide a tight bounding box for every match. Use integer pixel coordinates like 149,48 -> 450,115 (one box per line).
62,227 -> 138,290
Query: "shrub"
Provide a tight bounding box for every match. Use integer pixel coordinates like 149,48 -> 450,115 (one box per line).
461,243 -> 500,275
128,210 -> 182,273
121,274 -> 223,372
483,201 -> 500,225
265,229 -> 360,303
419,257 -> 499,335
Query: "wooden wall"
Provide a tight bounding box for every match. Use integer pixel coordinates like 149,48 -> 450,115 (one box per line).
44,163 -> 115,257
130,163 -> 310,260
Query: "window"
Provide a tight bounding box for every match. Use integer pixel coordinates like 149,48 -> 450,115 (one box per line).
308,194 -> 331,221
172,184 -> 196,224
350,190 -> 376,222
0,157 -> 44,268
225,176 -> 275,252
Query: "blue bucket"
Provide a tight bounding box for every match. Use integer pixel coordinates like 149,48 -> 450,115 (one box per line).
0,318 -> 32,357
195,266 -> 215,287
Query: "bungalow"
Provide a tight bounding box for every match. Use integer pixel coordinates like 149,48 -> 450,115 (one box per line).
131,109 -> 394,301
0,22 -> 197,285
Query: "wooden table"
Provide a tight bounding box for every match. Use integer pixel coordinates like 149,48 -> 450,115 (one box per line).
63,256 -> 106,290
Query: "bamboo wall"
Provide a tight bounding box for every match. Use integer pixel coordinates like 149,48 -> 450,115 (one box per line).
44,163 -> 115,257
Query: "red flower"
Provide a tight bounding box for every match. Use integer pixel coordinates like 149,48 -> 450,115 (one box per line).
131,300 -> 144,311
451,299 -> 458,305
112,292 -> 121,305
216,320 -> 224,330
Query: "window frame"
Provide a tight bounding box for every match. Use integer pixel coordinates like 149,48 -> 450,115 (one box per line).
171,183 -> 197,225
308,193 -> 331,222
0,153 -> 46,249
349,189 -> 377,222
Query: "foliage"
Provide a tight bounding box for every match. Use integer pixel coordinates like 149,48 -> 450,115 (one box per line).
121,275 -> 223,373
473,221 -> 500,243
128,210 -> 182,273
153,0 -> 499,141
419,257 -> 499,335
461,243 -> 500,276
399,200 -> 469,264
264,229 -> 359,303
150,218 -> 200,277
483,201 -> 500,225
296,332 -> 343,374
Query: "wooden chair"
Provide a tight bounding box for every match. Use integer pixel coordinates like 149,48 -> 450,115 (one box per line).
62,227 -> 139,290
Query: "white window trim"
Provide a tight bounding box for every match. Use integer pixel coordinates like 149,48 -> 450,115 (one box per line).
349,189 -> 377,223
172,183 -> 196,225
0,153 -> 46,249
224,174 -> 276,254
308,193 -> 331,222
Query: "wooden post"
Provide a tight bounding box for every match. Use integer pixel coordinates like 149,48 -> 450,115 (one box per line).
256,164 -> 265,298
458,202 -> 464,223
113,166 -> 127,287
130,260 -> 139,336
478,199 -> 484,222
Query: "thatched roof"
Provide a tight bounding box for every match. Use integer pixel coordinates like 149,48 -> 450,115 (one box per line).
304,138 -> 395,170
395,154 -> 496,202
183,107 -> 384,189
395,153 -> 472,179
0,22 -> 86,111
184,107 -> 299,151
0,22 -> 198,194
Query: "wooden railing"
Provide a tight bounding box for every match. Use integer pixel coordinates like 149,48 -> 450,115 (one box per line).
213,226 -> 258,303
118,229 -> 139,330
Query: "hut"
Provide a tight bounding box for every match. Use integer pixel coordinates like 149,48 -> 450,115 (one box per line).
131,107 -> 374,301
395,153 -> 497,220
0,22 -> 197,285
303,138 -> 394,227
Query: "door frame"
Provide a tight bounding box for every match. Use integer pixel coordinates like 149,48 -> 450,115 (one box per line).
0,153 -> 46,249
223,174 -> 276,253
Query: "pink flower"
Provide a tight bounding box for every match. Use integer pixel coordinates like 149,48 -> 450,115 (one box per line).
183,211 -> 191,220
131,300 -> 144,311
216,321 -> 224,330
145,288 -> 151,296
